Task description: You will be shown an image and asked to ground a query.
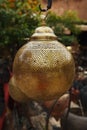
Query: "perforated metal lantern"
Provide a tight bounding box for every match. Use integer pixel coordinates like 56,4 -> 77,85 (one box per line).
9,25 -> 75,102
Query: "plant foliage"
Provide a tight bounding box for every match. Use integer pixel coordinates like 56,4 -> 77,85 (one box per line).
46,11 -> 82,46
0,0 -> 40,58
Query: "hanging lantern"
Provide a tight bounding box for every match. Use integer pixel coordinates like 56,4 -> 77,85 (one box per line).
9,22 -> 75,102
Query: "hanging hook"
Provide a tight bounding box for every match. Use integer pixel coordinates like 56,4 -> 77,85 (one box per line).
39,0 -> 52,12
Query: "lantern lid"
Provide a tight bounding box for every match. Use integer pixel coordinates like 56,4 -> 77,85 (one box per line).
30,26 -> 57,41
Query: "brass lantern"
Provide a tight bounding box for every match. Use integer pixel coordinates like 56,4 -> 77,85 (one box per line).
9,24 -> 75,102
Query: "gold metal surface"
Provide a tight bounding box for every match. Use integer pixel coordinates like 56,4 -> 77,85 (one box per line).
9,77 -> 29,102
9,25 -> 75,102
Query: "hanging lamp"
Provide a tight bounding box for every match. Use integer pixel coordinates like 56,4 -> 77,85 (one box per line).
9,0 -> 75,102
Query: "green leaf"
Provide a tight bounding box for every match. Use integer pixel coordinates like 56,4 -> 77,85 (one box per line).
0,0 -> 4,4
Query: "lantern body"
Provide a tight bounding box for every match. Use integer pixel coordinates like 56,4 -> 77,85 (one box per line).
9,77 -> 29,102
9,26 -> 75,102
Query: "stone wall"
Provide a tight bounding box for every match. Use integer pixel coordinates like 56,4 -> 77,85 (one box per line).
42,0 -> 87,20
